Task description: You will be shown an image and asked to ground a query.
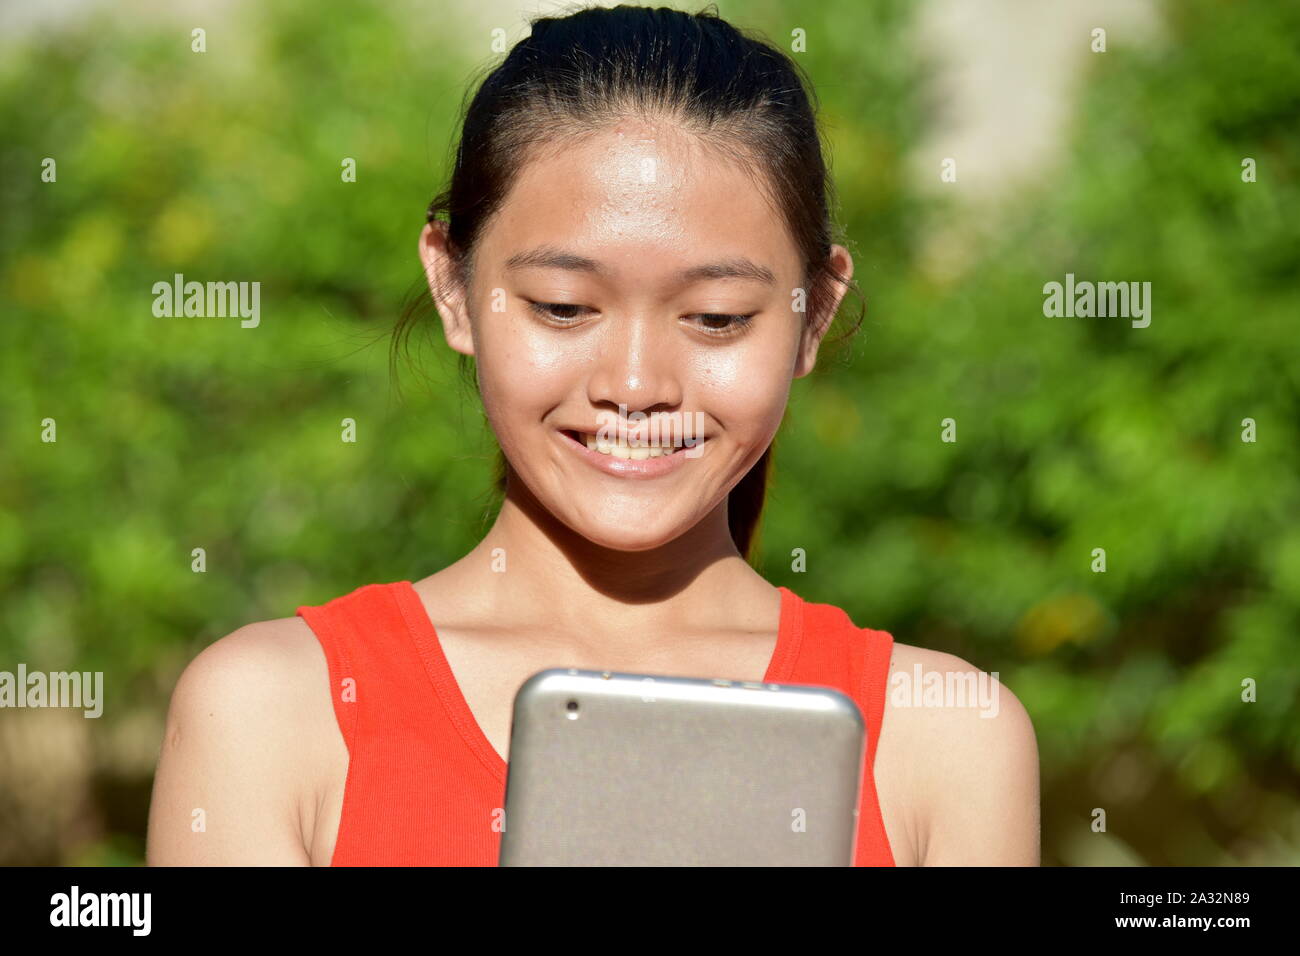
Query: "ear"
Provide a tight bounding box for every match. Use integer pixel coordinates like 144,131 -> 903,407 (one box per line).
792,243 -> 854,379
418,221 -> 475,357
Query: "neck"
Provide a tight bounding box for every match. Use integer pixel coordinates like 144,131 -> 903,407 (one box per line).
446,472 -> 769,647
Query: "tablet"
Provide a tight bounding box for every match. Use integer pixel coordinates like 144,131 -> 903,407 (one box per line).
498,667 -> 866,866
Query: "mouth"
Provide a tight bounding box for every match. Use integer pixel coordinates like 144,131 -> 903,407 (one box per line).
560,429 -> 700,460
555,427 -> 706,479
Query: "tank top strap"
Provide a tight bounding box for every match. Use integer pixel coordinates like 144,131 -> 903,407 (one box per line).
296,581 -> 435,755
296,581 -> 506,865
787,597 -> 894,756
783,590 -> 897,866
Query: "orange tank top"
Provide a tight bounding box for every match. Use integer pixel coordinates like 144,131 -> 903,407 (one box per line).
296,581 -> 897,866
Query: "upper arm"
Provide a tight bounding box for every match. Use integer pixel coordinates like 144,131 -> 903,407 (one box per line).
912,653 -> 1041,866
146,619 -> 319,865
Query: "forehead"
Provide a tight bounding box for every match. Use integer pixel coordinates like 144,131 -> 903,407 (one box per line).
479,120 -> 800,279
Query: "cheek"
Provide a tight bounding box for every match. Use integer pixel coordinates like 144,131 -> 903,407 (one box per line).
686,340 -> 793,434
474,318 -> 579,431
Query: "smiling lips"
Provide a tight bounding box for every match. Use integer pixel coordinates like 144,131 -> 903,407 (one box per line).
562,429 -> 690,459
556,428 -> 705,477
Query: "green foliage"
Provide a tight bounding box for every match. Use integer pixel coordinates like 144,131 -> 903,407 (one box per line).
0,0 -> 1295,865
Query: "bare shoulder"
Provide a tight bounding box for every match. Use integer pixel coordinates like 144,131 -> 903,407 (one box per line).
884,642 -> 1034,729
169,616 -> 324,713
882,642 -> 1040,865
163,616 -> 330,751
147,616 -> 335,865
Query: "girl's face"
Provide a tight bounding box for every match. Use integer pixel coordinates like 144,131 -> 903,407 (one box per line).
421,120 -> 851,553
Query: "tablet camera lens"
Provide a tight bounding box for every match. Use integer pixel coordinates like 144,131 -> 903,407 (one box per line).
565,699 -> 580,719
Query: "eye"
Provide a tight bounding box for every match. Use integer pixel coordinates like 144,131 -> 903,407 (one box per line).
686,313 -> 756,338
527,301 -> 595,323
525,301 -> 755,337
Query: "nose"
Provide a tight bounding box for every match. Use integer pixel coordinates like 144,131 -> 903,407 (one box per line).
585,312 -> 684,415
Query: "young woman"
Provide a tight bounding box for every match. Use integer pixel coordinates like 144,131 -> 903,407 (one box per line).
147,4 -> 1039,866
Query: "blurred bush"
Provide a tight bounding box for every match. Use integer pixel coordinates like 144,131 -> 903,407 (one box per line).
0,0 -> 1296,865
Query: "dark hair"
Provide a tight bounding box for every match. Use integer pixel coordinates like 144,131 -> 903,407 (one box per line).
395,3 -> 864,562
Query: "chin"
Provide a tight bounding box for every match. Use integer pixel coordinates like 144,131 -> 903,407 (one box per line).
566,519 -> 689,554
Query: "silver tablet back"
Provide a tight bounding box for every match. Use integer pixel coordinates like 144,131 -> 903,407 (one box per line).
498,668 -> 866,866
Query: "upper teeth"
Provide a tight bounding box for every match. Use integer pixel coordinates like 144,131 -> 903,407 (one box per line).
579,432 -> 688,459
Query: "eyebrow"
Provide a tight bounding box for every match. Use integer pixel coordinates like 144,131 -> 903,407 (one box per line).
504,245 -> 776,285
